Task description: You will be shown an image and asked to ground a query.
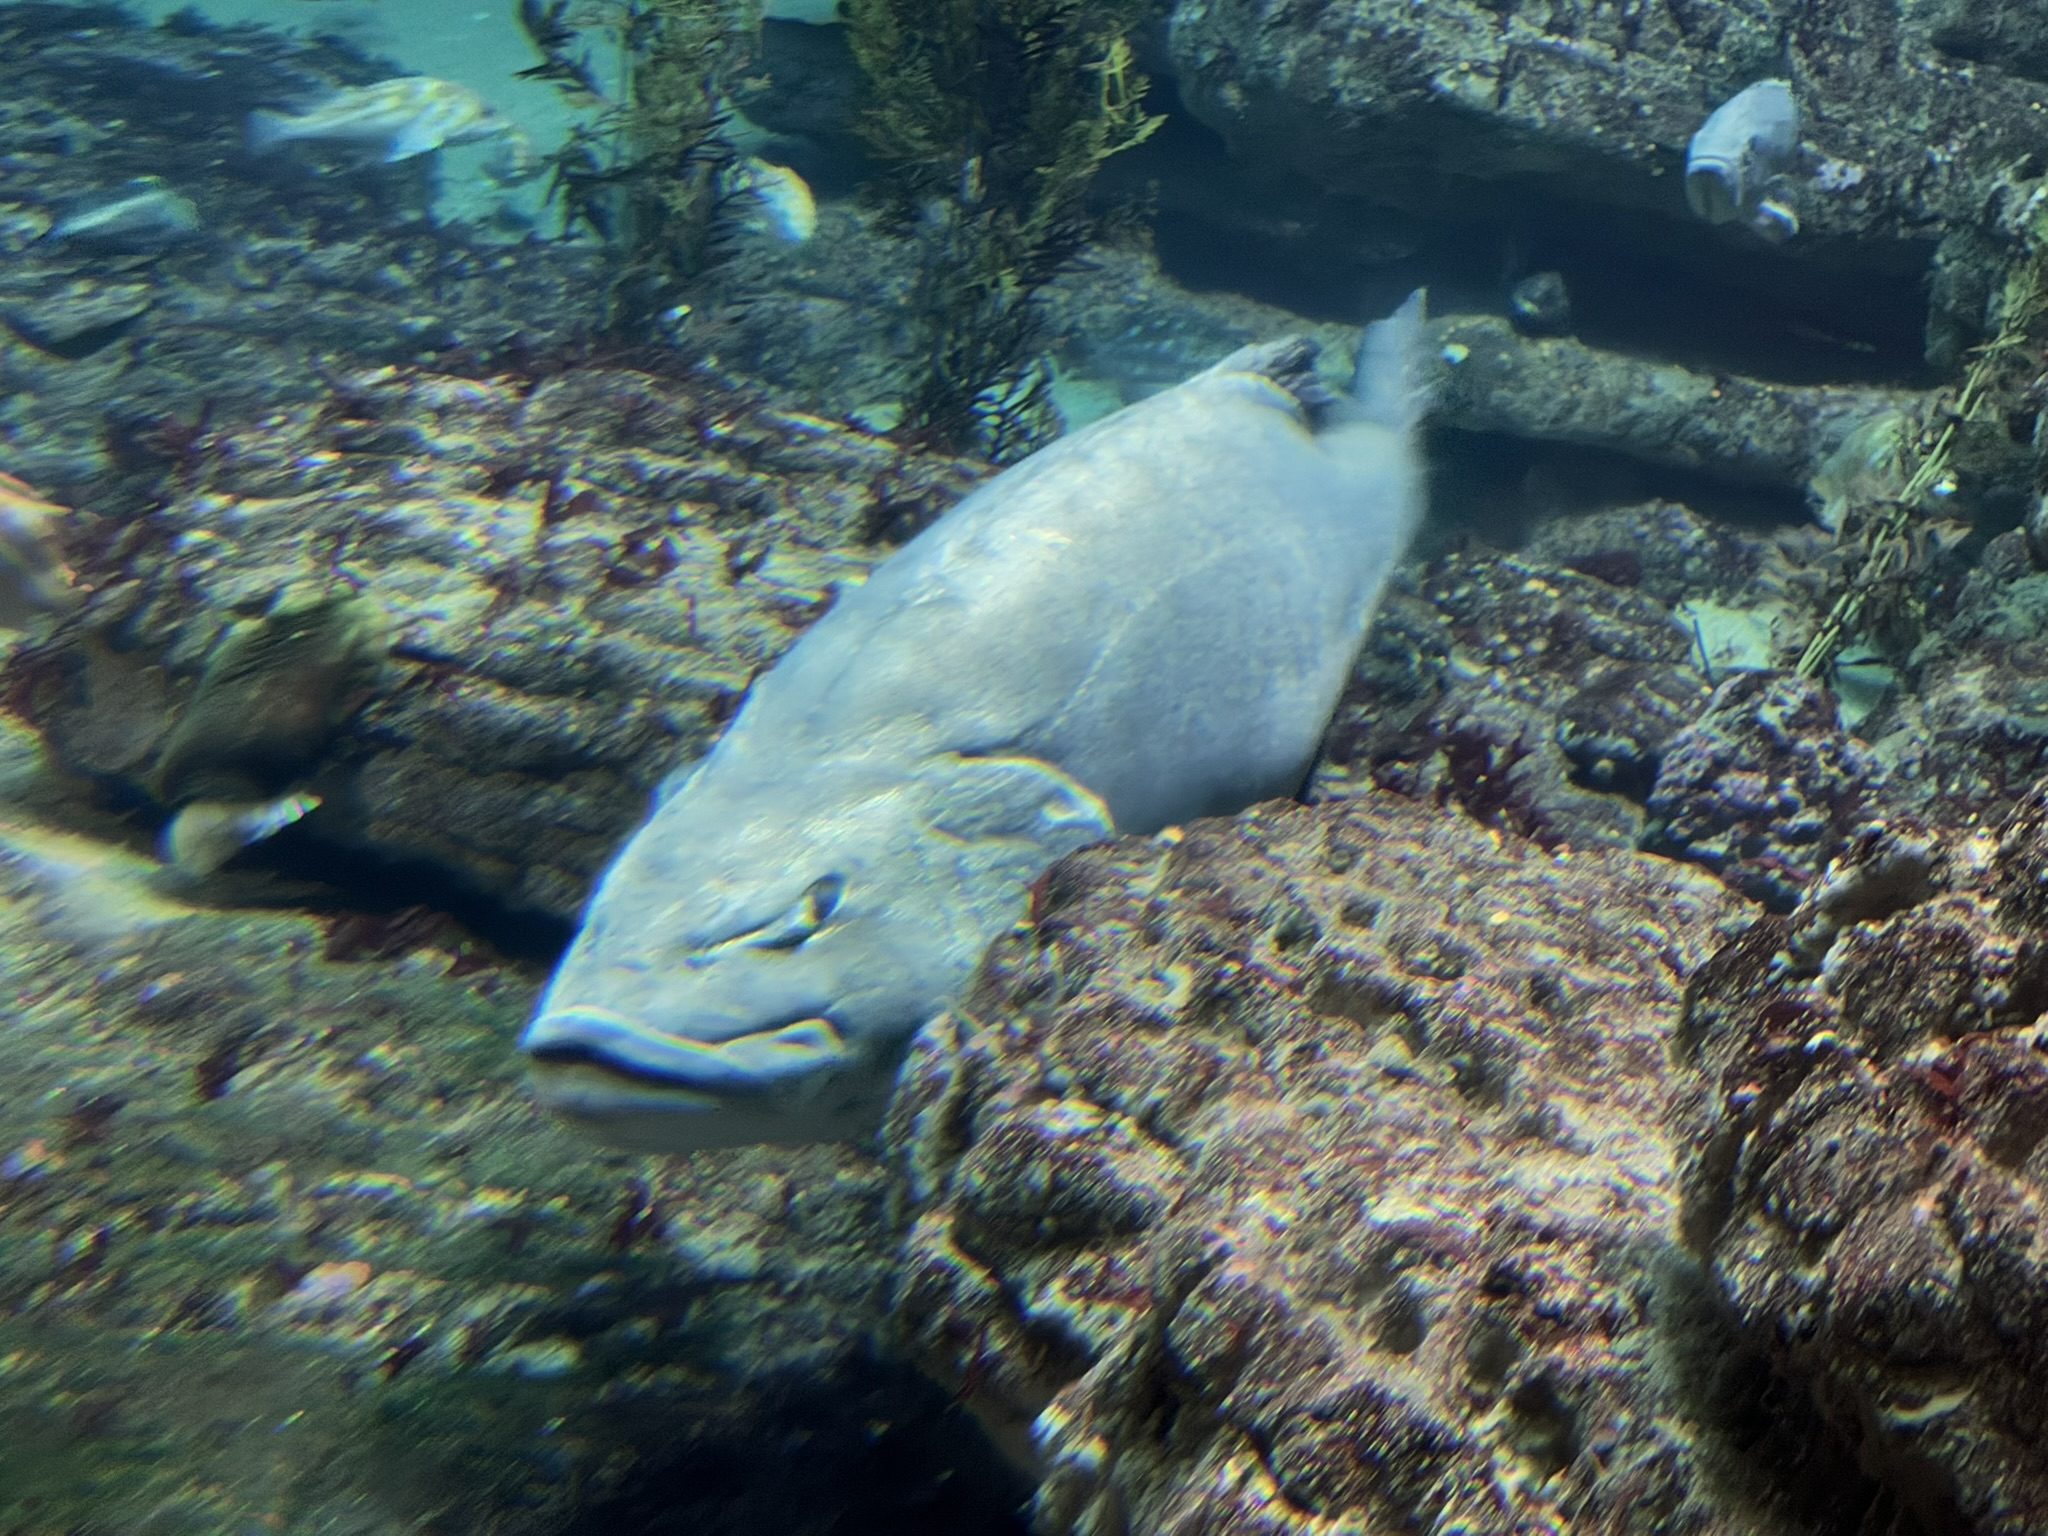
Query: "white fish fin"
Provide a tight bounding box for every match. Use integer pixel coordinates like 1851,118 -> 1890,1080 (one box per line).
246,109 -> 297,155
384,119 -> 444,162
1209,337 -> 1342,426
1350,288 -> 1431,434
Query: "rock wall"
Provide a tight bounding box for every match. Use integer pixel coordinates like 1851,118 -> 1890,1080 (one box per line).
882,791 -> 1788,1535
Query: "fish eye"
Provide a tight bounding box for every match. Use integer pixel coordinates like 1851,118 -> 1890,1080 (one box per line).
736,874 -> 846,952
805,874 -> 843,926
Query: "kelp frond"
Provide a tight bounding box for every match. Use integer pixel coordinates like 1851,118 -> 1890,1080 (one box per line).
847,0 -> 1163,458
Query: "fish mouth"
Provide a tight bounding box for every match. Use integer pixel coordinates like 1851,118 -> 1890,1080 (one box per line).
1684,161 -> 1741,223
520,1006 -> 852,1099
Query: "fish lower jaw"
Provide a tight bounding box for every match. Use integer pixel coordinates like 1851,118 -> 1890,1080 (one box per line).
526,1056 -> 726,1120
523,1055 -> 883,1152
521,1006 -> 852,1089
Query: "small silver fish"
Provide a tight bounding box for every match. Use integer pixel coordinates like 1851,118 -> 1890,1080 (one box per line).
1686,80 -> 1802,243
47,177 -> 201,251
247,77 -> 516,164
160,791 -> 321,877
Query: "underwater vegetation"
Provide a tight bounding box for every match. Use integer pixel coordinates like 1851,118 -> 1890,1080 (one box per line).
844,0 -> 1163,456
1796,203 -> 2048,688
518,0 -> 758,339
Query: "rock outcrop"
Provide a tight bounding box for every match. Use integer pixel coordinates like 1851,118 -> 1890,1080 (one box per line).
13,362 -> 981,920
884,790 -> 1793,1535
1679,795 -> 2048,1534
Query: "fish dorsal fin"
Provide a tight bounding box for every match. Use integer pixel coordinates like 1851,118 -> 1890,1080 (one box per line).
1209,337 -> 1344,428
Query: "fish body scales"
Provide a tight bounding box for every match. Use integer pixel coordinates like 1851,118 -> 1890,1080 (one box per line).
523,297 -> 1431,1152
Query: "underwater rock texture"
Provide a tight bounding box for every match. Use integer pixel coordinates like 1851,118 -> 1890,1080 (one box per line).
0,759 -> 1020,1534
1165,0 -> 2048,350
1646,671 -> 1878,912
1877,526 -> 2048,817
0,5 -> 608,489
13,363 -> 981,918
883,791 -> 1793,1536
1678,798 -> 2048,1535
1312,546 -> 1714,852
1429,316 -> 1926,489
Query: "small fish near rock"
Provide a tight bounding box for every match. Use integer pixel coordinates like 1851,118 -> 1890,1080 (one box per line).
523,294 -> 1434,1152
160,791 -> 322,878
1508,270 -> 1572,336
44,177 -> 201,252
246,76 -> 527,168
1686,79 -> 1803,242
0,473 -> 79,629
725,157 -> 818,243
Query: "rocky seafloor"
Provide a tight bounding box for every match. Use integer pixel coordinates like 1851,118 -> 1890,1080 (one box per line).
8,0 -> 2048,1532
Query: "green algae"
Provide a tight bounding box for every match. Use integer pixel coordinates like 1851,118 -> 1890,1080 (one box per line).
845,0 -> 1163,456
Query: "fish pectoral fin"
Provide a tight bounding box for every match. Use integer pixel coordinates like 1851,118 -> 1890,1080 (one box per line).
923,753 -> 1114,853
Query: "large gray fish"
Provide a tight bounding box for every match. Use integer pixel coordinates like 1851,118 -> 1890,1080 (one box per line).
1686,79 -> 1803,242
522,294 -> 1433,1151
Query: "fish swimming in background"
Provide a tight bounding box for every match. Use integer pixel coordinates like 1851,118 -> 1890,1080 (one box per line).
1686,79 -> 1803,242
46,177 -> 201,251
247,77 -> 518,164
521,293 -> 1433,1152
726,157 -> 817,242
1809,410 -> 1908,533
0,473 -> 79,629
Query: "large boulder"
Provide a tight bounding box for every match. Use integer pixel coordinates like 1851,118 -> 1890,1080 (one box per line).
1679,793 -> 2048,1534
13,362 -> 982,920
881,790 -> 1816,1535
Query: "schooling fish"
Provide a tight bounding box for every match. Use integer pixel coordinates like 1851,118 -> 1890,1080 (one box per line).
521,293 -> 1433,1152
247,77 -> 516,164
1686,79 -> 1802,242
47,177 -> 201,251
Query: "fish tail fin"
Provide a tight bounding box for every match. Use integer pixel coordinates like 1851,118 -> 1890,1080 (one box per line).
245,110 -> 295,155
1350,288 -> 1431,435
